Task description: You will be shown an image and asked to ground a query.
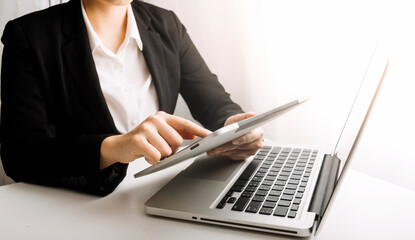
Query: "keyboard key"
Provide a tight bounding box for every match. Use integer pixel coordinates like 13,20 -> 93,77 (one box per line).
269,190 -> 281,196
293,198 -> 301,204
273,206 -> 288,217
288,210 -> 297,218
252,195 -> 266,202
230,185 -> 244,192
282,167 -> 293,172
271,147 -> 282,154
283,189 -> 296,195
257,167 -> 268,173
254,172 -> 266,178
277,176 -> 288,181
254,155 -> 265,160
292,171 -> 303,176
290,175 -> 301,180
248,181 -> 260,187
266,196 -> 279,202
259,207 -> 274,215
267,171 -> 278,177
288,180 -> 299,185
295,193 -> 304,199
216,201 -> 226,209
256,151 -> 268,156
239,160 -> 261,180
258,185 -> 271,191
272,185 -> 284,191
245,186 -> 257,192
275,181 -> 286,186
285,164 -> 295,168
282,147 -> 292,153
265,176 -> 276,181
261,165 -> 271,170
241,191 -> 254,198
287,184 -> 298,190
262,180 -> 274,186
234,179 -> 248,187
232,197 -> 250,211
271,168 -> 282,173
245,201 -> 262,213
265,160 -> 275,164
227,197 -> 237,203
256,190 -> 268,196
278,200 -> 291,207
263,201 -> 277,208
280,172 -> 290,177
225,191 -> 233,198
297,187 -> 306,193
292,148 -> 301,153
291,204 -> 299,211
251,176 -> 263,182
275,159 -> 285,164
281,194 -> 293,201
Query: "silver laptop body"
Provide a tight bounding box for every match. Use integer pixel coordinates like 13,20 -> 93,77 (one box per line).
143,43 -> 389,237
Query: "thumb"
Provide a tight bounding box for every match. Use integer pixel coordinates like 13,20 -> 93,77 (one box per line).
225,112 -> 256,126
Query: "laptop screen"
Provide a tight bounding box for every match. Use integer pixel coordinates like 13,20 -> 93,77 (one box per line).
332,42 -> 389,181
314,42 -> 389,234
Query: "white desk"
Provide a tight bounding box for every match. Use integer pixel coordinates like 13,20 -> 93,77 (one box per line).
0,156 -> 414,240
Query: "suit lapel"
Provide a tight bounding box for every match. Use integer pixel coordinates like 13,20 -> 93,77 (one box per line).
61,0 -> 118,133
131,3 -> 171,113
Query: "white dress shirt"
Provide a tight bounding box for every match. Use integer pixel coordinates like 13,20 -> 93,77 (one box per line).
81,1 -> 159,134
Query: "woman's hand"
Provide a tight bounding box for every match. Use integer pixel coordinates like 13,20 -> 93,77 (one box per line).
207,112 -> 264,160
100,111 -> 211,169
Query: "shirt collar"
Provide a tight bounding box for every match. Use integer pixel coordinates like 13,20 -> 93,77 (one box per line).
126,4 -> 143,51
80,0 -> 143,53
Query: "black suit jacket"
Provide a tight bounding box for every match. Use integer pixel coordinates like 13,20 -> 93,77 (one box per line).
0,0 -> 242,196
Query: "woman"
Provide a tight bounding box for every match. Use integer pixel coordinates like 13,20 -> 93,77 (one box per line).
0,0 -> 263,196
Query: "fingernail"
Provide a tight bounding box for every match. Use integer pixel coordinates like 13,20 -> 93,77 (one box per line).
232,140 -> 242,145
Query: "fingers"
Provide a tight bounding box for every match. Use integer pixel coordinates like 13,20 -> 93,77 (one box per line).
161,112 -> 211,138
207,112 -> 264,161
130,112 -> 211,165
232,127 -> 264,145
131,135 -> 161,165
224,112 -> 256,126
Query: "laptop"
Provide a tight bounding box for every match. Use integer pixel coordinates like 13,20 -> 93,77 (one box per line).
142,43 -> 389,237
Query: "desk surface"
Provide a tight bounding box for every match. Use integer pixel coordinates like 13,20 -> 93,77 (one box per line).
0,157 -> 414,240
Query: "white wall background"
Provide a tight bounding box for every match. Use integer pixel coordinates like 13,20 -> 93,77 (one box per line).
0,0 -> 414,190
147,0 -> 415,191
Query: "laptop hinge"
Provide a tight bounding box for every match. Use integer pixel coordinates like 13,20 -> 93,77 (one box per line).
308,154 -> 340,224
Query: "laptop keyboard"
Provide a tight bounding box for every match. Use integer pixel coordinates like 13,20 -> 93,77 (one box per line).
216,146 -> 317,218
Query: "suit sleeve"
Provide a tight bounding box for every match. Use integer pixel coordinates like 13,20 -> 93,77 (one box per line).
0,20 -> 126,196
170,12 -> 244,131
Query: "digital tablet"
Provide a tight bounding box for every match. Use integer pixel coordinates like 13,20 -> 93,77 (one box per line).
134,98 -> 308,178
